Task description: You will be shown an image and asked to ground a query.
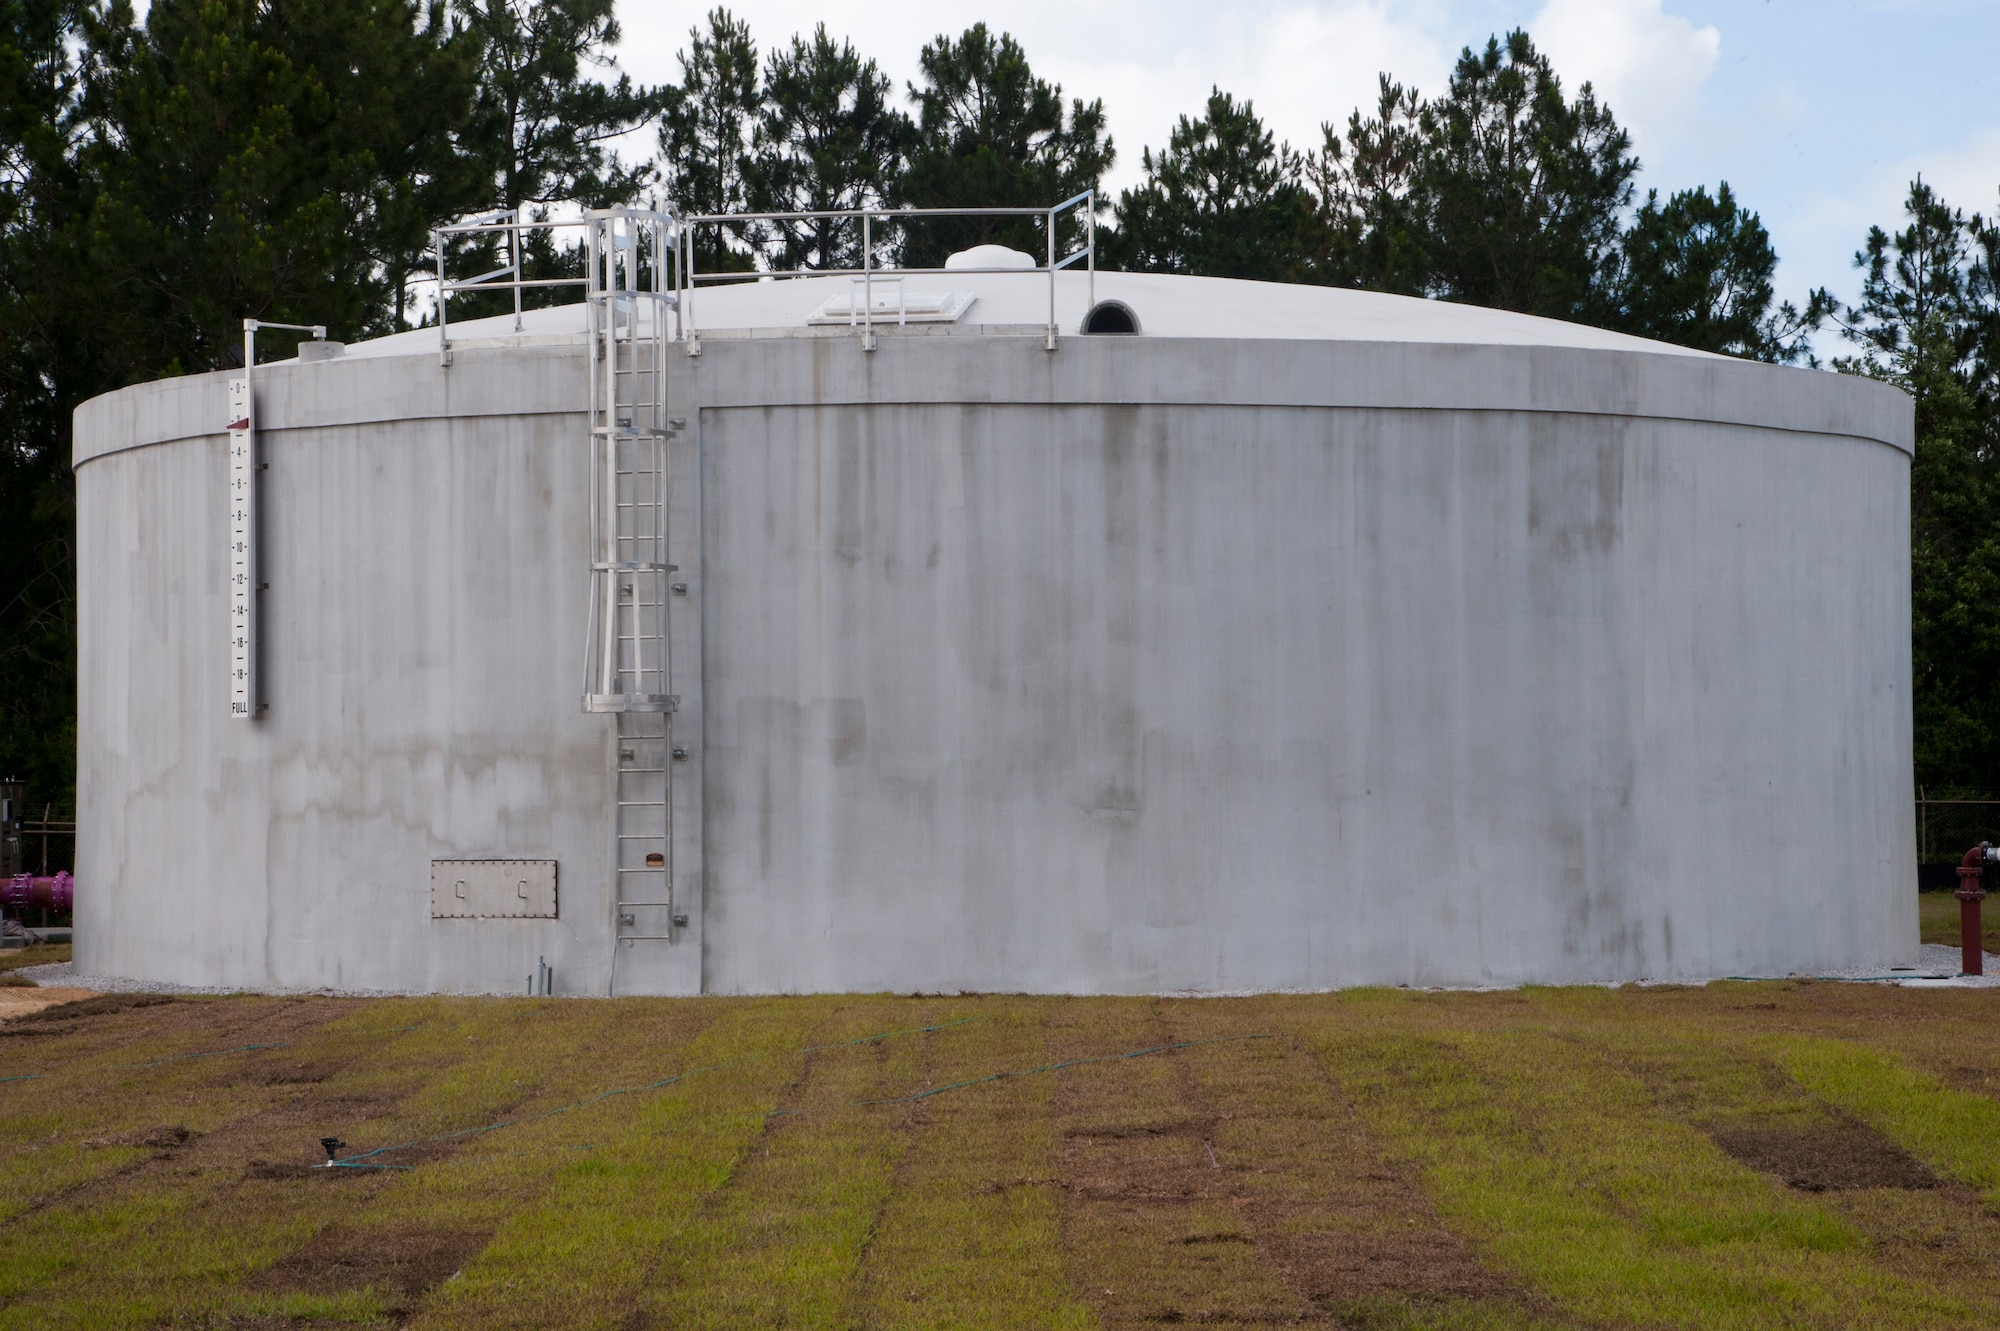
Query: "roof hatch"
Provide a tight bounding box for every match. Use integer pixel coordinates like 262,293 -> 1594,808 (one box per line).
807,288 -> 976,326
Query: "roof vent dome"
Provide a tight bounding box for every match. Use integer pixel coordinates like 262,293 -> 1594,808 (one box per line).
944,244 -> 1037,271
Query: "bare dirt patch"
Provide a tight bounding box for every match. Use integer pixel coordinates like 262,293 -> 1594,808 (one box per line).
1051,1003 -> 1319,1328
257,1222 -> 490,1304
1160,1007 -> 1518,1312
81,1124 -> 193,1151
1062,1116 -> 1222,1205
0,985 -> 101,1021
0,990 -> 162,1030
243,1058 -> 345,1087
1709,1117 -> 1938,1192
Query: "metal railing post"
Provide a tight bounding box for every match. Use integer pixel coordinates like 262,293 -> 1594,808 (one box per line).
434,230 -> 450,366
1046,205 -> 1058,351
1087,191 -> 1096,311
862,212 -> 875,352
510,206 -> 524,332
684,217 -> 700,355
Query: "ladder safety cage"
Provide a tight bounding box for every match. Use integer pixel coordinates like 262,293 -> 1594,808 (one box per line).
431,205 -> 687,963
582,207 -> 679,716
678,192 -> 1097,353
578,208 -> 683,964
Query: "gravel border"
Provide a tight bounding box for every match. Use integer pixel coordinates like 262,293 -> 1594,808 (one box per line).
19,943 -> 2000,998
10,961 -> 430,998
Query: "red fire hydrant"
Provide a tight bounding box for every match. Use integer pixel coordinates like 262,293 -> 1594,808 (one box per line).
1957,844 -> 1995,976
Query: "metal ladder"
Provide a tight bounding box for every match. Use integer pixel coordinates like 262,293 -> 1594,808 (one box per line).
580,207 -> 683,964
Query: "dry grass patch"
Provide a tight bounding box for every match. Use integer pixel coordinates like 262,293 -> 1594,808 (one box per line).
1050,998 -> 1311,1329
1162,999 -> 1536,1328
9,978 -> 2000,1326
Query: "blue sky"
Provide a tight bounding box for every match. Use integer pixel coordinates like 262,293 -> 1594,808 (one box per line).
609,0 -> 2000,316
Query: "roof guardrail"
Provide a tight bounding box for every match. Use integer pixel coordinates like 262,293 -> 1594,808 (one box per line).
678,191 -> 1097,352
428,192 -> 1098,361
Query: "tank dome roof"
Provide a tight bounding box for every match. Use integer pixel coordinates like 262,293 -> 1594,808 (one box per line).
335,269 -> 1725,363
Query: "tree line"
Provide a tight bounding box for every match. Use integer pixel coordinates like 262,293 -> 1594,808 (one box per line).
2,1 -> 1997,814
659,16 -> 1820,362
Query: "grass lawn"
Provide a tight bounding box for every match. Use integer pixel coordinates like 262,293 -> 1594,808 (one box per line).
0,944 -> 71,977
1918,890 -> 2000,953
2,982 -> 2000,1327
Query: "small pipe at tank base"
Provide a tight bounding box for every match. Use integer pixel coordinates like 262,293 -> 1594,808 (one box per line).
1956,844 -> 1998,976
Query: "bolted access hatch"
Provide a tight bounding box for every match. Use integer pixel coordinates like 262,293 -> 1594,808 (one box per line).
431,859 -> 557,919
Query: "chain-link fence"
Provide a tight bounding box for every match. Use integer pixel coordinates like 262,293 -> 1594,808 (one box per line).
1918,798 -> 2000,888
18,815 -> 72,876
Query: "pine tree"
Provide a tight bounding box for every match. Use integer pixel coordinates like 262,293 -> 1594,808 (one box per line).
658,7 -> 759,274
333,1 -> 484,329
1308,77 -> 1425,295
1108,88 -> 1325,282
743,24 -> 908,271
0,0 -> 89,812
1322,30 -> 1634,320
1609,183 -> 1824,360
1828,180 -> 2000,792
1417,30 -> 1634,317
458,0 -> 657,213
894,24 -> 1111,266
450,0 -> 661,319
83,0 -> 483,371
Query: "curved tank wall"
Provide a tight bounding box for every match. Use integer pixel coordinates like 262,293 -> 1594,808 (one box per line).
71,273 -> 1916,994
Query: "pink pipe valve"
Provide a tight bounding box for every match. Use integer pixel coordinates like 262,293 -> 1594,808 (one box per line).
2,873 -> 73,913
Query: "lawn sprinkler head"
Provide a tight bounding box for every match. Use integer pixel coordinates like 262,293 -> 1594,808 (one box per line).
319,1136 -> 346,1165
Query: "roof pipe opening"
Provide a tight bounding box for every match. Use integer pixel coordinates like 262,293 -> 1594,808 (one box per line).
1080,300 -> 1140,335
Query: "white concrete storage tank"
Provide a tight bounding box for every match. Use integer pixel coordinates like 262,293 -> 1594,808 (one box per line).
72,232 -> 1916,995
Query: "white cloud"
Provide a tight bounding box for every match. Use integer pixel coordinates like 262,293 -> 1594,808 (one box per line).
1049,2 -> 1454,193
1531,0 -> 1719,151
1242,3 -> 1453,144
611,3 -> 1455,197
1765,120 -> 2000,365
1912,124 -> 2000,220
